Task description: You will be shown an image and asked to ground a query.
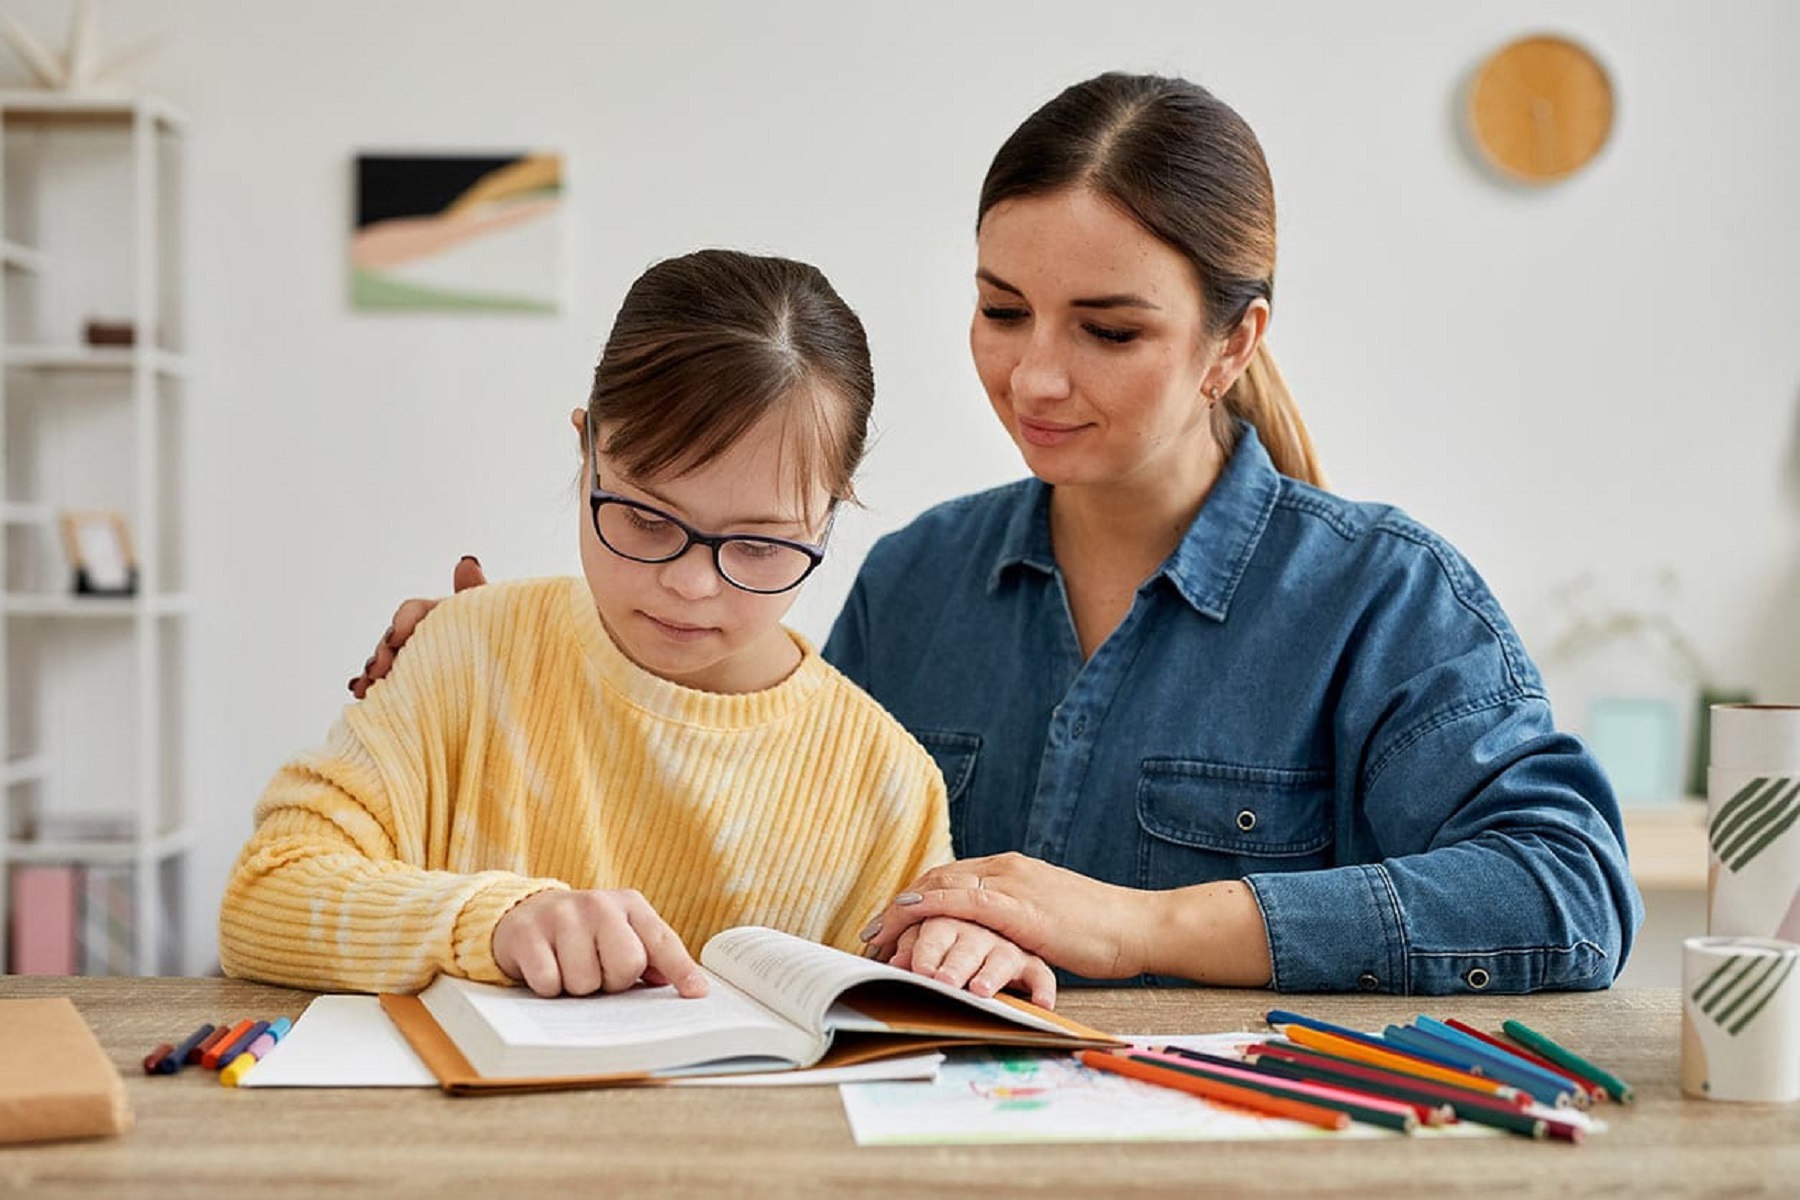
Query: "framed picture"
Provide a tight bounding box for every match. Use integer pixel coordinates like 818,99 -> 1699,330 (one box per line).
351,151 -> 564,313
58,508 -> 138,596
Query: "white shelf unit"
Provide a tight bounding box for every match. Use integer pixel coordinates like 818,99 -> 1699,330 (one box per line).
0,93 -> 190,976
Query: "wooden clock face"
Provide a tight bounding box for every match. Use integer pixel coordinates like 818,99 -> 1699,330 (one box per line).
1467,34 -> 1615,183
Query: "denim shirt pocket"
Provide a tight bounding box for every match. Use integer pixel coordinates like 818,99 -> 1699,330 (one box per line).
1136,759 -> 1334,889
913,730 -> 981,851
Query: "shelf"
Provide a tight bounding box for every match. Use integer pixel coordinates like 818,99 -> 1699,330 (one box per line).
2,827 -> 192,865
4,344 -> 189,377
0,91 -> 185,132
2,592 -> 191,617
0,502 -> 54,525
1,754 -> 50,786
1620,798 -> 1708,891
2,239 -> 43,273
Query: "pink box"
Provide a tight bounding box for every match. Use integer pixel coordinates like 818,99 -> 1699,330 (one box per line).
10,865 -> 79,974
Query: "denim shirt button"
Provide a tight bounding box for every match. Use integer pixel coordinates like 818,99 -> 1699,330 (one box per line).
1464,967 -> 1491,990
1356,972 -> 1380,991
1235,809 -> 1257,832
1073,717 -> 1087,738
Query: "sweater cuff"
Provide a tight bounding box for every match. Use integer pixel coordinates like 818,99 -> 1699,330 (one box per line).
451,873 -> 568,984
1245,863 -> 1407,993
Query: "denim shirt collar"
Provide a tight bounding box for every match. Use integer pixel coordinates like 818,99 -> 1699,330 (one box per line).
986,422 -> 1281,622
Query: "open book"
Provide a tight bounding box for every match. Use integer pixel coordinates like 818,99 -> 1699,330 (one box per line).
380,925 -> 1120,1093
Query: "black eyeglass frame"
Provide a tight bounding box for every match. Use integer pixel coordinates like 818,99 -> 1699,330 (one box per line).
585,417 -> 833,595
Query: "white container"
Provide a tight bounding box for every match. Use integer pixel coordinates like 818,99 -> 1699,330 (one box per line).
1706,705 -> 1800,942
1681,936 -> 1800,1103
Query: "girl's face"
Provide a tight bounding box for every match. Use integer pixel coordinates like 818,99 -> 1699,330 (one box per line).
969,187 -> 1234,491
576,404 -> 834,695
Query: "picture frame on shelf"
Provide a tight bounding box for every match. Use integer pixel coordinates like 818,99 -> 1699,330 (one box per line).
57,508 -> 138,596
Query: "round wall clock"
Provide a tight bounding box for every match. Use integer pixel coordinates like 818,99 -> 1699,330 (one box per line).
1467,34 -> 1615,184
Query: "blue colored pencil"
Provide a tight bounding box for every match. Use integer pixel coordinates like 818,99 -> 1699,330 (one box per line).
1412,1016 -> 1588,1107
1383,1025 -> 1574,1108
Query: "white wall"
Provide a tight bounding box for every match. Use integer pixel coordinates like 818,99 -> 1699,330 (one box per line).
3,1 -> 1793,976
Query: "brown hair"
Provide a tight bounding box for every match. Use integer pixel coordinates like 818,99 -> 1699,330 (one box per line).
588,249 -> 874,518
978,72 -> 1324,487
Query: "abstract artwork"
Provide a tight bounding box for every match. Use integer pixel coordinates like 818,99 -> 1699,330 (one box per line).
351,153 -> 563,313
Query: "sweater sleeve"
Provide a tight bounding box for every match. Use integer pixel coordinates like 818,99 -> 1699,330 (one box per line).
217,598 -> 567,993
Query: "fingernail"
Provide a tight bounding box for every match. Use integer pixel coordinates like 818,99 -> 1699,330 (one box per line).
461,554 -> 481,567
895,892 -> 923,906
859,919 -> 882,942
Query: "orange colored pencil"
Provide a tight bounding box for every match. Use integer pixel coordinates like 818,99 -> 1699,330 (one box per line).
1282,1025 -> 1517,1099
201,1019 -> 256,1069
1079,1050 -> 1351,1131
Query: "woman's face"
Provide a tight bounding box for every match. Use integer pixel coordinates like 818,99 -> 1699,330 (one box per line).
575,405 -> 832,695
970,187 -> 1231,491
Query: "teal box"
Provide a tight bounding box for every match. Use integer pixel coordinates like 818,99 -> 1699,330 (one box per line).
1589,697 -> 1679,804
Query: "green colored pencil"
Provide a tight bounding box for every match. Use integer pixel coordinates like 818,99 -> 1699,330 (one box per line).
1501,1019 -> 1634,1104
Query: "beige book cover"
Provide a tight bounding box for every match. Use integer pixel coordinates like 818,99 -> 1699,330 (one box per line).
0,997 -> 133,1144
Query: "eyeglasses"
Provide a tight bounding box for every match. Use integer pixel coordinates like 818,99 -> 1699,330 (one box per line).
586,419 -> 831,595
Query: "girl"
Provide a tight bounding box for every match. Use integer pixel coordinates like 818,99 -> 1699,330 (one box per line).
220,249 -> 1053,1005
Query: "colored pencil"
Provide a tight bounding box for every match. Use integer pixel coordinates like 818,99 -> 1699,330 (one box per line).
1079,1050 -> 1350,1131
1134,1050 -> 1420,1132
1267,1010 -> 1478,1073
1281,1024 -> 1520,1099
201,1019 -> 257,1069
1157,1048 -> 1453,1126
141,1042 -> 174,1074
1250,1042 -> 1530,1109
1444,1018 -> 1604,1103
188,1024 -> 232,1065
1411,1017 -> 1588,1107
1385,1024 -> 1577,1108
1248,1046 -> 1582,1139
155,1023 -> 216,1076
1501,1020 -> 1635,1104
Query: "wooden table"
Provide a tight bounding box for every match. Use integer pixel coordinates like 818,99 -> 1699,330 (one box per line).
2,978 -> 1794,1198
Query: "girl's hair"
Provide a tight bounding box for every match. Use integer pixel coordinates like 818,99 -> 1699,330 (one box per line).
978,72 -> 1324,487
588,249 -> 874,520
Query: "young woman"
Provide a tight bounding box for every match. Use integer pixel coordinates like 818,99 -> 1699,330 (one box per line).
222,250 -> 1052,1004
356,75 -> 1642,996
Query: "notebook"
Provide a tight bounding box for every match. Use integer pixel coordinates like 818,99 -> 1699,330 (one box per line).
0,997 -> 133,1145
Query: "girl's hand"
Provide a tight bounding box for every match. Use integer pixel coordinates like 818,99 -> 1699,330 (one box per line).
889,916 -> 1056,1009
348,555 -> 488,699
861,853 -> 1159,980
492,888 -> 710,999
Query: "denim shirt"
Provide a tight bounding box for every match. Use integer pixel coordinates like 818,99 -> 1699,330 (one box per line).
824,427 -> 1643,994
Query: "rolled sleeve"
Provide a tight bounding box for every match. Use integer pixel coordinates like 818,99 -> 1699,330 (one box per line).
1247,863 -> 1406,993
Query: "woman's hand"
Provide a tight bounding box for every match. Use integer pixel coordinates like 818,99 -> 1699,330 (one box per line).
860,854 -> 1157,980
888,917 -> 1056,1008
348,555 -> 488,699
860,854 -> 1275,986
492,888 -> 710,999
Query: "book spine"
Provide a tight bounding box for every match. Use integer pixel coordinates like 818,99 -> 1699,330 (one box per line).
10,865 -> 79,975
80,864 -> 134,975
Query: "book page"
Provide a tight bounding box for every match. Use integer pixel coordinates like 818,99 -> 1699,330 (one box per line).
421,969 -> 828,1078
699,926 -> 1070,1036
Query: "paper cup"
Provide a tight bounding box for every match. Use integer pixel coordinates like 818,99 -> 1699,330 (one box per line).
1706,705 -> 1800,941
1681,936 -> 1800,1102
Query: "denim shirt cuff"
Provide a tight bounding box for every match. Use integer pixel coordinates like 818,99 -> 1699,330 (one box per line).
1246,864 -> 1407,993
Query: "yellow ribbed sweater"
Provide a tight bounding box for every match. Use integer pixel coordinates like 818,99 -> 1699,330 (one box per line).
218,577 -> 952,994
